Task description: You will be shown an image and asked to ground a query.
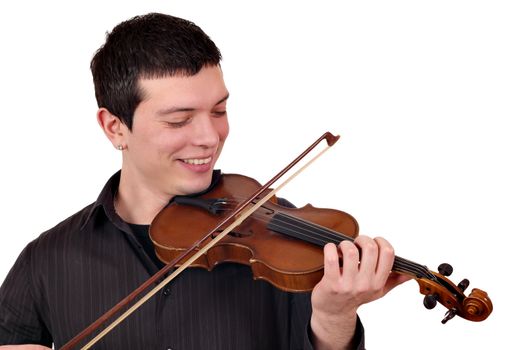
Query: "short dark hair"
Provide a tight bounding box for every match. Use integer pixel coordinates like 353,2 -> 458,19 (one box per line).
90,13 -> 222,129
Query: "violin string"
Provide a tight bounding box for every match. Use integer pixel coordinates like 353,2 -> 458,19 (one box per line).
215,199 -> 435,280
215,200 -> 434,279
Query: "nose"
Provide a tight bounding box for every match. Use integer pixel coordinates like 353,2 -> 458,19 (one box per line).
191,114 -> 224,149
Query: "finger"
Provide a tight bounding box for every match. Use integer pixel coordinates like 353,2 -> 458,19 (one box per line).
322,242 -> 341,284
340,240 -> 359,281
374,237 -> 395,279
353,235 -> 379,276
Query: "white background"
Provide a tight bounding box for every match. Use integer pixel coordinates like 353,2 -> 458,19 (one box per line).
0,1 -> 523,349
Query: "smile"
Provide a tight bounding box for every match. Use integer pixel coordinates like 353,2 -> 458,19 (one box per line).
182,157 -> 212,165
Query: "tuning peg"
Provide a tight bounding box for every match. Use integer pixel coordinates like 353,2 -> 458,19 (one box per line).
441,308 -> 457,324
457,278 -> 470,292
438,263 -> 453,277
423,294 -> 439,309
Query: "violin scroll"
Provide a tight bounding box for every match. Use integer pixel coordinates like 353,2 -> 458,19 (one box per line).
463,288 -> 493,322
415,263 -> 493,323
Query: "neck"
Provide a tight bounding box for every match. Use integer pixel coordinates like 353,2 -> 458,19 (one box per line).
115,169 -> 173,225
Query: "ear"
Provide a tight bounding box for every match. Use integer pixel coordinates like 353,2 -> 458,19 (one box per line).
97,108 -> 129,150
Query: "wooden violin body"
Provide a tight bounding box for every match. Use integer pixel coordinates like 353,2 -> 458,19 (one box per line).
150,173 -> 359,292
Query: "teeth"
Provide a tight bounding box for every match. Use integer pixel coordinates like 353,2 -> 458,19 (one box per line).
183,157 -> 212,165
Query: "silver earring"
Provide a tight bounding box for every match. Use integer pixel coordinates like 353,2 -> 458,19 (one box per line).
117,145 -> 123,150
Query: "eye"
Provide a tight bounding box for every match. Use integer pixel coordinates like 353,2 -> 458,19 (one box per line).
213,110 -> 227,117
166,122 -> 186,128
165,116 -> 192,128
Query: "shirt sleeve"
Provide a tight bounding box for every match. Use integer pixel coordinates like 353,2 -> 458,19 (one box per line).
0,241 -> 52,346
302,316 -> 366,350
289,291 -> 365,350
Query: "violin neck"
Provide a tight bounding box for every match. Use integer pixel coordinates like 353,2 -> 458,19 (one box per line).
267,212 -> 432,279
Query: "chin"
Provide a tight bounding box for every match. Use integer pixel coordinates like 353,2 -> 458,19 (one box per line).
180,176 -> 213,196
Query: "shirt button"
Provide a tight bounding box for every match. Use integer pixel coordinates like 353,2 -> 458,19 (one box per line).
163,287 -> 171,296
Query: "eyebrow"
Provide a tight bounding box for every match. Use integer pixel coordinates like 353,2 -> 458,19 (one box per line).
157,93 -> 230,116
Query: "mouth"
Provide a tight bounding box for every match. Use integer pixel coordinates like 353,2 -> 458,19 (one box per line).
181,156 -> 213,165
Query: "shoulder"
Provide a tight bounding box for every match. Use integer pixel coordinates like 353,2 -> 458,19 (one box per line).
28,202 -> 97,256
44,202 -> 95,236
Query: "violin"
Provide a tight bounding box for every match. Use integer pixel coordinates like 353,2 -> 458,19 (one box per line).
62,132 -> 492,350
150,172 -> 493,323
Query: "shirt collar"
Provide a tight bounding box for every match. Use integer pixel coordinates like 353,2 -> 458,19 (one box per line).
81,170 -> 123,231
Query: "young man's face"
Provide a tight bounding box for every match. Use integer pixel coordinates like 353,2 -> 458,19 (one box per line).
122,65 -> 229,197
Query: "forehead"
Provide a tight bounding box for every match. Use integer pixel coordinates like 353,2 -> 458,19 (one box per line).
138,66 -> 228,108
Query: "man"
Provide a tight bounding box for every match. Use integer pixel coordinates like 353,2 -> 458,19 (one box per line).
0,13 -> 407,349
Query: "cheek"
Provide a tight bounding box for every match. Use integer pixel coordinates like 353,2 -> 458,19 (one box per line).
162,135 -> 187,154
148,130 -> 187,157
217,118 -> 230,141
